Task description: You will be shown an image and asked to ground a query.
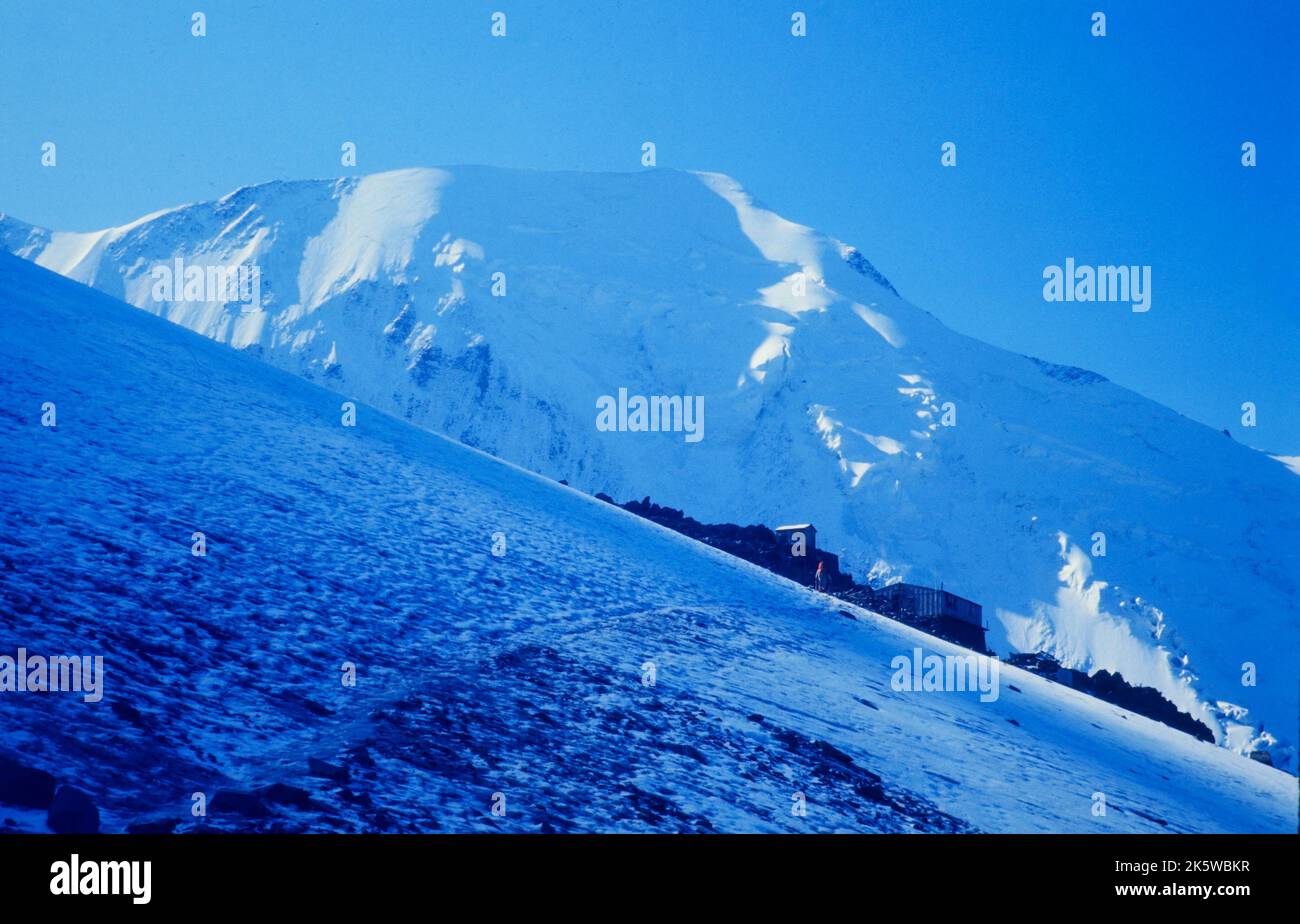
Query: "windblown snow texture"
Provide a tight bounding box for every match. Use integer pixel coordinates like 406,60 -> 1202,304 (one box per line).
0,253 -> 1294,833
2,166 -> 1297,770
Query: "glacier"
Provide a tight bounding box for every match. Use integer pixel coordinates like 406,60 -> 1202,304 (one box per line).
1,165 -> 1296,772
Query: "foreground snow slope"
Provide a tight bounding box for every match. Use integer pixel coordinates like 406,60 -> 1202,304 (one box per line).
0,253 -> 1293,833
2,167 -> 1297,770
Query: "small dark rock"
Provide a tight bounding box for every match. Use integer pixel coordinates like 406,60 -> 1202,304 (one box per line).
811,738 -> 856,766
1131,808 -> 1170,827
258,783 -> 314,809
0,756 -> 57,809
47,786 -> 100,834
308,757 -> 350,782
301,698 -> 334,718
345,746 -> 376,769
661,741 -> 709,764
111,700 -> 146,725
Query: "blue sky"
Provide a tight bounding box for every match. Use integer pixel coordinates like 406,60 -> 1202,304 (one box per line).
2,0 -> 1296,450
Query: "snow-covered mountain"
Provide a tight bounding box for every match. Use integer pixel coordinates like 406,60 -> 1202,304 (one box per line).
0,251 -> 1294,833
2,166 -> 1296,772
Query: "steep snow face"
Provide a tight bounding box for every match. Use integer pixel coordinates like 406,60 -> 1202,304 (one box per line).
0,252 -> 1294,834
3,167 -> 1296,771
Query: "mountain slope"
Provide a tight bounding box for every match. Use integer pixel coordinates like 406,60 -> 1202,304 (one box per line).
0,252 -> 1294,834
3,166 -> 1296,771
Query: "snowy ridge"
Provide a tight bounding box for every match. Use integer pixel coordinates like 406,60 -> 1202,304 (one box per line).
3,166 -> 1296,771
0,252 -> 1294,833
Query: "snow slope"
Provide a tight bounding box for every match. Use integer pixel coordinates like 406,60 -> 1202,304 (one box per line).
0,256 -> 1289,836
2,166 -> 1296,771
0,253 -> 1294,834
